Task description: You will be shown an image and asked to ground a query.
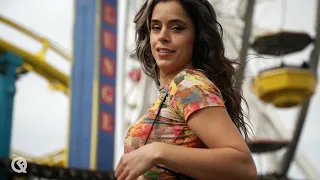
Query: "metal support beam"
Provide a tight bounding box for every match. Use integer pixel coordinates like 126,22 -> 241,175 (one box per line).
235,0 -> 256,92
0,52 -> 23,180
310,0 -> 320,77
114,0 -> 129,169
279,0 -> 320,176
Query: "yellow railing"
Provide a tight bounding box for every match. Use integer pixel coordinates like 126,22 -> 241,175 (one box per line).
11,149 -> 67,167
0,15 -> 72,62
0,14 -> 71,94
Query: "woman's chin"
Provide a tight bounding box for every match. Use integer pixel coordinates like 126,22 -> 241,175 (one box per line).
157,63 -> 175,72
156,60 -> 172,67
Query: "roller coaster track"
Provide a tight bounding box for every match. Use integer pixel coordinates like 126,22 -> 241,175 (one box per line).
0,14 -> 70,168
0,14 -> 70,95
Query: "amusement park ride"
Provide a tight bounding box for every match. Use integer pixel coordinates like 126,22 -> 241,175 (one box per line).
0,0 -> 319,179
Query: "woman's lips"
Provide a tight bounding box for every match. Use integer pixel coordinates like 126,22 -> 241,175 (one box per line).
157,48 -> 175,56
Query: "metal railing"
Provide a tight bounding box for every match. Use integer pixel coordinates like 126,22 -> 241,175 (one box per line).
0,15 -> 72,62
0,14 -> 71,94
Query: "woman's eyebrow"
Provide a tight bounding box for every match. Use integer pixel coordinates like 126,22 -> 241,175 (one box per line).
151,18 -> 187,25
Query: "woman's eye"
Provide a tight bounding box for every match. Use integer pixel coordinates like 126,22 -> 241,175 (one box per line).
172,26 -> 185,31
151,26 -> 160,31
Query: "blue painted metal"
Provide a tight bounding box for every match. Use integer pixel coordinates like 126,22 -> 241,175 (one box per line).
96,0 -> 118,171
69,0 -> 118,171
68,0 -> 97,169
0,52 -> 23,180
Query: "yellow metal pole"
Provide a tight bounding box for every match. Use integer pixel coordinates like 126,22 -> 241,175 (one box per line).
0,15 -> 71,62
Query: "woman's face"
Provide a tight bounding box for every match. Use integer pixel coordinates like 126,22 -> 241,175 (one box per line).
150,0 -> 195,75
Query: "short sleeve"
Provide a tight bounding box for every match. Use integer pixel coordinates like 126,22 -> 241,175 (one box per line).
169,71 -> 225,121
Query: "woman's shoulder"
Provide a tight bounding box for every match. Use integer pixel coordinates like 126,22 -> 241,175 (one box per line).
167,69 -> 222,96
164,69 -> 225,120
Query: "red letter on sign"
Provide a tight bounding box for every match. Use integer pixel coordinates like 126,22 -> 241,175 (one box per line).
100,112 -> 113,133
101,84 -> 114,104
103,30 -> 115,51
102,57 -> 115,77
104,3 -> 116,25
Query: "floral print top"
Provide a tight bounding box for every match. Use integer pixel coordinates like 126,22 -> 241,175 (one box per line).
124,69 -> 226,179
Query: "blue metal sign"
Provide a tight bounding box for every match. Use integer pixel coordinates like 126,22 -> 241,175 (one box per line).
96,0 -> 117,171
68,0 -> 117,171
68,0 -> 97,169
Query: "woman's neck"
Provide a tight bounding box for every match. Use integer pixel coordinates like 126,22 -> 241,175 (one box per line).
158,63 -> 193,88
158,73 -> 176,89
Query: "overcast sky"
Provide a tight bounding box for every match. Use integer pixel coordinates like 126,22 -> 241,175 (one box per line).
1,0 -> 319,179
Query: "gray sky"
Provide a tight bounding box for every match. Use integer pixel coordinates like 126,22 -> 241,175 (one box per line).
1,0 -> 319,179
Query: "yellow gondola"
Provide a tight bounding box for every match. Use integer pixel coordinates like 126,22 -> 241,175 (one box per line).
252,64 -> 317,108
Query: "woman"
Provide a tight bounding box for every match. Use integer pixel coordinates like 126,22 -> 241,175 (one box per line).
115,0 -> 257,179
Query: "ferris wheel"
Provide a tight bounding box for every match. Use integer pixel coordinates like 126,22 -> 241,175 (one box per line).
121,0 -> 320,179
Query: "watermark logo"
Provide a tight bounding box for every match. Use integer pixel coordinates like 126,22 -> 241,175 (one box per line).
11,157 -> 27,173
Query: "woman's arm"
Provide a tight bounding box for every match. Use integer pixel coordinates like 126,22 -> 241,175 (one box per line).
153,107 -> 257,180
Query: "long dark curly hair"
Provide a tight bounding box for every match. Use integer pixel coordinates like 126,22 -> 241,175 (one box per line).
133,0 -> 251,141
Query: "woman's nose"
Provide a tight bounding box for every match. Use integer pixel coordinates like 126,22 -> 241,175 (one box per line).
158,29 -> 170,43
